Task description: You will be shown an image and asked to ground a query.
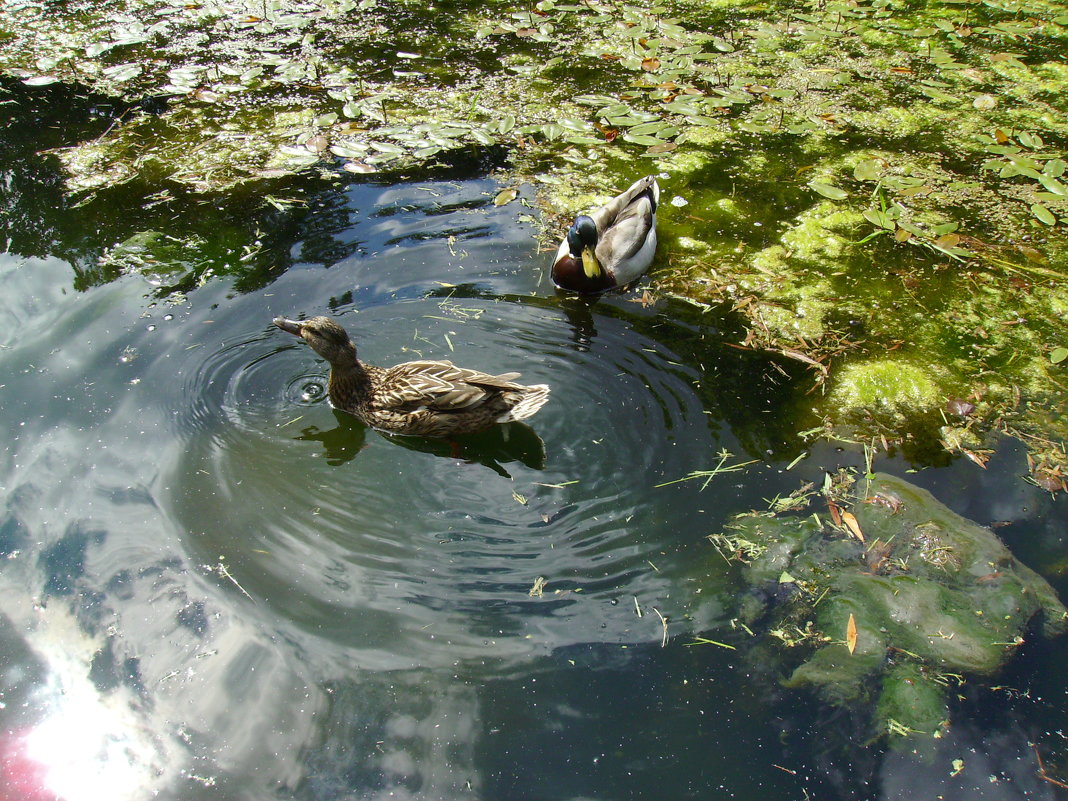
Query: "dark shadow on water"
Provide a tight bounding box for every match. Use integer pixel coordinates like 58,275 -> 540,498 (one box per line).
555,293 -> 600,352
295,409 -> 546,476
295,410 -> 370,466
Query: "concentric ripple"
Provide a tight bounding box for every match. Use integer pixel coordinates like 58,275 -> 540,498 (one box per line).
163,297 -> 721,669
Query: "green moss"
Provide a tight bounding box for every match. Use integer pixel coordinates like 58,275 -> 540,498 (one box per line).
876,663 -> 949,739
2,0 -> 1068,470
715,473 -> 1067,741
830,358 -> 942,416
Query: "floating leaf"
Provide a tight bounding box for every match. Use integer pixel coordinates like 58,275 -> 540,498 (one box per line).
935,233 -> 961,248
342,161 -> 377,174
330,143 -> 367,158
846,613 -> 858,654
102,63 -> 142,83
946,398 -> 976,417
1031,204 -> 1056,225
471,127 -> 496,146
1044,159 -> 1066,178
827,499 -> 843,526
646,142 -> 677,154
853,159 -> 883,182
623,133 -> 667,146
1038,176 -> 1067,196
641,57 -> 661,71
1051,347 -> 1068,364
1017,131 -> 1043,149
626,120 -> 670,136
86,42 -> 116,58
778,571 -> 796,584
810,182 -> 848,200
841,511 -> 865,543
305,134 -> 330,153
23,75 -> 59,86
864,208 -> 895,229
685,115 -> 723,127
493,187 -> 518,206
736,121 -> 768,133
898,185 -> 932,198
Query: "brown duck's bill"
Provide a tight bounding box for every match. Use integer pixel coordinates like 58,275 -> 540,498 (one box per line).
273,316 -> 304,335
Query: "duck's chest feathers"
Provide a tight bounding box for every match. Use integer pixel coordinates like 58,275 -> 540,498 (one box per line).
550,249 -> 616,293
327,362 -> 378,413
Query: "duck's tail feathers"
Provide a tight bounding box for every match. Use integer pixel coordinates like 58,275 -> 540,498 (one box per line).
631,175 -> 660,213
498,384 -> 551,423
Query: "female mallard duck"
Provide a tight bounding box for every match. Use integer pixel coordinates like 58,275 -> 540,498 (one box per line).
274,316 -> 550,437
551,175 -> 660,293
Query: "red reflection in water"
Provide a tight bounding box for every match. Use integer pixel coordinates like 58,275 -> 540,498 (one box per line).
0,731 -> 58,801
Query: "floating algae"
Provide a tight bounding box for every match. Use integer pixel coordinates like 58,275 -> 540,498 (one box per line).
714,472 -> 1066,740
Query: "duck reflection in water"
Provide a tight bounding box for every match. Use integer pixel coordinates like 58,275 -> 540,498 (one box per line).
295,408 -> 547,477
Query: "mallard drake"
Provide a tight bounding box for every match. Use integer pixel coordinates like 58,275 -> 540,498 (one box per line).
551,175 -> 660,293
274,316 -> 551,437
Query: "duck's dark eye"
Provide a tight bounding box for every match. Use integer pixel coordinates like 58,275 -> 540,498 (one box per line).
314,324 -> 347,345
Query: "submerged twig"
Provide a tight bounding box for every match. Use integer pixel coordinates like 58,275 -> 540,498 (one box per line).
684,636 -> 737,650
1034,743 -> 1068,790
656,448 -> 759,490
652,606 -> 668,648
212,560 -> 253,601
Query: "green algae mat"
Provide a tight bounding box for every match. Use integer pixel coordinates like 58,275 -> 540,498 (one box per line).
710,471 -> 1066,741
2,0 -> 1067,476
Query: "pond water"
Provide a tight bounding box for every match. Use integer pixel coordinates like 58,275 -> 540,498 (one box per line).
2,138 -> 1068,799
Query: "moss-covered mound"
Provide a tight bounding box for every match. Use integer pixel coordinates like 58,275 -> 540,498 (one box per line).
715,472 -> 1066,740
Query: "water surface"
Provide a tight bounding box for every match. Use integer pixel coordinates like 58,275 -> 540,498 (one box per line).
1,172 -> 1066,801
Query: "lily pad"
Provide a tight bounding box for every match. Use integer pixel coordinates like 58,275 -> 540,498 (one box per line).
853,159 -> 883,182
1031,204 -> 1056,225
810,182 -> 848,200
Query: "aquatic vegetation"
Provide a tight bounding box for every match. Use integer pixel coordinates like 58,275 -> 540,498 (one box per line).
1,0 -> 1066,470
713,472 -> 1067,741
829,358 -> 942,418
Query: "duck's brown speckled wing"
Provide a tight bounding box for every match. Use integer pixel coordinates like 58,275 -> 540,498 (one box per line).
374,360 -> 525,412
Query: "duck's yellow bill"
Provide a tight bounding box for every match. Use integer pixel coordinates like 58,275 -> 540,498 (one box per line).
581,247 -> 602,279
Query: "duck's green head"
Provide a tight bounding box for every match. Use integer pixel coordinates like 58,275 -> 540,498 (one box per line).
274,315 -> 357,364
566,215 -> 602,278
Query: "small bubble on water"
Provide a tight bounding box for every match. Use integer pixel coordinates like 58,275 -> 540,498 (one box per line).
163,314 -> 174,321
301,382 -> 325,402
147,324 -> 156,332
